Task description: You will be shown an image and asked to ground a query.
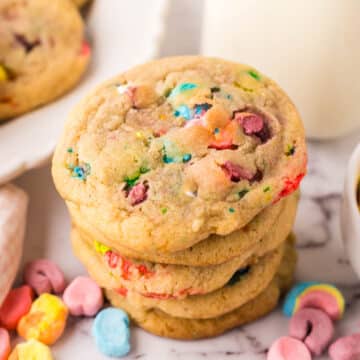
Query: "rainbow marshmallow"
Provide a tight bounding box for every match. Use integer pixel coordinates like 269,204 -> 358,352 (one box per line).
283,282 -> 345,321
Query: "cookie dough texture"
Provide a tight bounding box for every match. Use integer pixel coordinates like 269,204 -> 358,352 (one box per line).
0,0 -> 90,120
71,194 -> 298,297
71,190 -> 299,266
105,238 -> 297,339
52,56 -> 306,253
77,236 -> 286,317
72,0 -> 88,7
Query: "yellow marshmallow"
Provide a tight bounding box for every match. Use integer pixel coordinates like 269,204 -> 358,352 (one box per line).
9,339 -> 53,360
17,294 -> 68,345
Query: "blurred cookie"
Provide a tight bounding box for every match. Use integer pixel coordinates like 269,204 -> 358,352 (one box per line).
0,0 -> 90,120
99,241 -> 286,319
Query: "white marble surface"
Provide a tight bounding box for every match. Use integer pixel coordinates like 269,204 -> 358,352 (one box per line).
10,0 -> 360,358
13,128 -> 360,360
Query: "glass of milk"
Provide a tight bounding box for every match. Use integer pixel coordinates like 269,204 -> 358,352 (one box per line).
201,0 -> 360,139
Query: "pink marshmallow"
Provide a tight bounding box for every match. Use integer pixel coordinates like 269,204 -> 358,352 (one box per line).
24,259 -> 66,296
235,112 -> 264,135
329,334 -> 360,360
128,183 -> 148,206
221,161 -> 254,182
297,290 -> 342,321
0,328 -> 10,360
0,285 -> 34,330
289,307 -> 334,356
63,276 -> 103,317
267,336 -> 312,360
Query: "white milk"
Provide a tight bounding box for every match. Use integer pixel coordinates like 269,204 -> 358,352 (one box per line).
201,0 -> 360,139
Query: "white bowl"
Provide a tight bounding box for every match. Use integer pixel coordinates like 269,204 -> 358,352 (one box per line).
341,143 -> 360,278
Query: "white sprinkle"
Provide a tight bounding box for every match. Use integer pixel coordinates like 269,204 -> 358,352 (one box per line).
185,190 -> 196,198
116,84 -> 128,95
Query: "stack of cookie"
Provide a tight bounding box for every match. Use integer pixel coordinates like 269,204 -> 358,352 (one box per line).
52,56 -> 307,339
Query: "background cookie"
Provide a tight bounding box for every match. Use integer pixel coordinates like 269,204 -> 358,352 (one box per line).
52,56 -> 307,253
0,0 -> 90,120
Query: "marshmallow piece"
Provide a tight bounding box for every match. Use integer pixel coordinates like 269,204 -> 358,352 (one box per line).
24,259 -> 66,296
0,328 -> 10,360
289,307 -> 334,356
17,293 -> 68,345
92,308 -> 130,357
267,336 -> 312,360
63,276 -> 103,316
0,184 -> 28,306
283,282 -> 345,320
0,286 -> 33,330
329,334 -> 360,360
8,339 -> 53,360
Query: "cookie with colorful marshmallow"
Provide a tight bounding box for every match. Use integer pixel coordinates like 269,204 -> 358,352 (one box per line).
71,190 -> 298,267
0,0 -> 90,120
71,221 -> 295,299
52,56 -> 307,253
105,238 -> 296,339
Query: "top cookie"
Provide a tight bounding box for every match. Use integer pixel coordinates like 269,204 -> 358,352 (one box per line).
52,56 -> 307,253
0,0 -> 90,120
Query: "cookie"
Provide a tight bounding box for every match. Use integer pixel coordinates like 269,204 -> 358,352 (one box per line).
73,236 -> 292,318
105,239 -> 296,339
71,190 -> 299,267
71,216 -> 294,298
52,56 -> 307,253
72,0 -> 88,7
108,242 -> 286,319
0,0 -> 90,120
106,281 -> 279,340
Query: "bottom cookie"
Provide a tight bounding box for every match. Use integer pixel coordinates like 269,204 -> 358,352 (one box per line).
106,280 -> 279,340
105,238 -> 297,339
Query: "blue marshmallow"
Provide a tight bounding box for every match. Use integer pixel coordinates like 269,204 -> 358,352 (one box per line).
92,308 -> 130,358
